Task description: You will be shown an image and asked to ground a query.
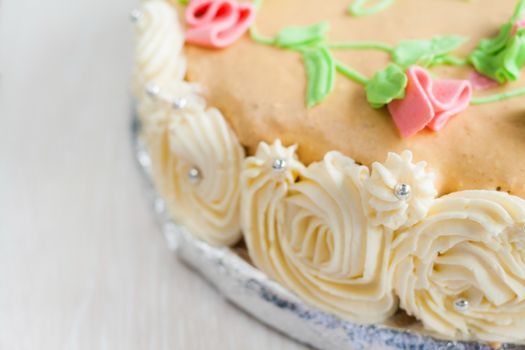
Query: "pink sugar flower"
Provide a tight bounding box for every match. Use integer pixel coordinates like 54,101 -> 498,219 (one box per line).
388,66 -> 472,138
185,0 -> 255,48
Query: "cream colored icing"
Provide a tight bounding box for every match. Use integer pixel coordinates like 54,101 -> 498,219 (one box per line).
137,80 -> 206,212
137,81 -> 205,128
365,150 -> 437,230
138,84 -> 244,246
241,141 -> 397,323
391,191 -> 525,342
166,106 -> 245,245
134,0 -> 186,95
241,140 -> 305,271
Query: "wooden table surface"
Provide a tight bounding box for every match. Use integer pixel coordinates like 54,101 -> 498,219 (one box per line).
0,0 -> 305,348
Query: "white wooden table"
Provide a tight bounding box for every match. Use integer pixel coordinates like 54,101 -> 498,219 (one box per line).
0,0 -> 305,348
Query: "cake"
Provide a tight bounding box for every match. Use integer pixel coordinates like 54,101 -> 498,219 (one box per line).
132,0 -> 525,346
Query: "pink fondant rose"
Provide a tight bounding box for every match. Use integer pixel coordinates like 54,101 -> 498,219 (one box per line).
185,0 -> 255,48
388,66 -> 472,138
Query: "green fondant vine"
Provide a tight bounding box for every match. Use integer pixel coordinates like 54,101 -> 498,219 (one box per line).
179,0 -> 525,135
470,0 -> 525,83
348,0 -> 395,17
391,36 -> 467,68
302,47 -> 336,107
366,64 -> 407,108
249,0 -> 525,110
250,10 -> 469,107
251,21 -> 342,106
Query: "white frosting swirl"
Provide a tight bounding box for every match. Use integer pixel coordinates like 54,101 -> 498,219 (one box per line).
241,140 -> 305,272
391,190 -> 525,342
158,106 -> 245,246
138,81 -> 206,201
133,0 -> 186,95
138,81 -> 205,129
138,82 -> 244,247
365,150 -> 437,230
242,144 -> 397,323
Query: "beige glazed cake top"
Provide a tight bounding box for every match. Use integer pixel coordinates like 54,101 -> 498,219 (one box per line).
180,0 -> 525,197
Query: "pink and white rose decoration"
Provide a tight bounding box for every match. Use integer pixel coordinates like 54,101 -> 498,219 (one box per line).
388,66 -> 472,138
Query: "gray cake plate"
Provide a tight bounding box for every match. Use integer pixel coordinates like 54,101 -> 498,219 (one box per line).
131,115 -> 525,350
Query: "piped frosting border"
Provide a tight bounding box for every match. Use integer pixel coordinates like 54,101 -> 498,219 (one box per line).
133,0 -> 525,344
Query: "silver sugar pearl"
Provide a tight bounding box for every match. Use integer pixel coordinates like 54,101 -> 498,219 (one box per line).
453,298 -> 469,312
394,183 -> 411,200
129,9 -> 143,23
145,83 -> 160,98
188,167 -> 201,184
137,149 -> 151,168
172,97 -> 187,110
272,159 -> 287,171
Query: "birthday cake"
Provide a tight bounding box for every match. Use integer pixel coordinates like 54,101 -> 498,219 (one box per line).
132,0 -> 525,346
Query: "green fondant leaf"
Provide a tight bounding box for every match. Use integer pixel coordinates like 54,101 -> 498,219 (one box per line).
476,23 -> 514,55
511,0 -> 525,23
469,0 -> 525,83
178,0 -> 189,4
365,64 -> 407,108
392,35 -> 467,68
392,39 -> 432,68
302,47 -> 336,107
430,36 -> 467,56
275,22 -> 330,49
500,32 -> 525,81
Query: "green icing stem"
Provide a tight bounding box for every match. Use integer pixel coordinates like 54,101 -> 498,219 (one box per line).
326,41 -> 393,54
335,61 -> 369,85
248,0 -> 525,108
470,86 -> 525,105
348,0 -> 395,17
250,26 -> 275,45
326,43 -> 469,66
511,0 -> 525,23
250,0 -> 274,45
435,55 -> 468,66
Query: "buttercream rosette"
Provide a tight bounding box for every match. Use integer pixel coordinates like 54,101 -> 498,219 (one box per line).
365,150 -> 437,231
242,142 -> 397,323
137,82 -> 242,247
391,190 -> 525,342
159,106 -> 245,246
138,81 -> 205,204
133,0 -> 187,96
